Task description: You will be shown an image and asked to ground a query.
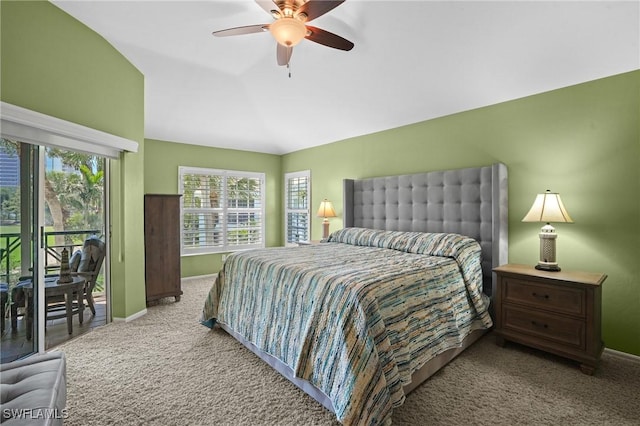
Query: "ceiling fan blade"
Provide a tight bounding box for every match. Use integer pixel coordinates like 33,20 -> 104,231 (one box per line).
212,24 -> 269,37
297,0 -> 345,22
277,43 -> 293,66
305,26 -> 354,51
255,0 -> 281,17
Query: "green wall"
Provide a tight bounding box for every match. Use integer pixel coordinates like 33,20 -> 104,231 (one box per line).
4,1 -> 637,356
0,1 -> 142,140
144,139 -> 282,277
1,1 -> 146,320
281,71 -> 640,355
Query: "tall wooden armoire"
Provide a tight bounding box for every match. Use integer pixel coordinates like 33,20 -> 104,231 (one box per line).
144,194 -> 182,303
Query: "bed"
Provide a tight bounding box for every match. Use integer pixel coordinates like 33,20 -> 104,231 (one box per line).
201,163 -> 508,425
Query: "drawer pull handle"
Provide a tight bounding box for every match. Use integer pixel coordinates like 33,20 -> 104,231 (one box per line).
532,292 -> 550,300
531,320 -> 548,329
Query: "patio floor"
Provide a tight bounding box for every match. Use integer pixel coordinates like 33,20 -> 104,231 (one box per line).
1,294 -> 107,363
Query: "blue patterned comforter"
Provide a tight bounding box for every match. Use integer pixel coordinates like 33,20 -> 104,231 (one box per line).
201,228 -> 493,425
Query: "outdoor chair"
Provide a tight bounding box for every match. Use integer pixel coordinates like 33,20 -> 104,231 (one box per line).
68,235 -> 105,315
46,235 -> 105,317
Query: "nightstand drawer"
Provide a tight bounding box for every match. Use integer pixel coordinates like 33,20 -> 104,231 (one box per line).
503,277 -> 585,317
503,305 -> 585,349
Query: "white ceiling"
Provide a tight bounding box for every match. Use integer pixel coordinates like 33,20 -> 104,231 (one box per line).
51,1 -> 639,155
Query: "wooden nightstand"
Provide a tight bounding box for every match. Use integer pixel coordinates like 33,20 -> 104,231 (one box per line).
493,264 -> 607,375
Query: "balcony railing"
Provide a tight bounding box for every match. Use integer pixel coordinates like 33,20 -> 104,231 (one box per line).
0,229 -> 101,285
0,233 -> 19,285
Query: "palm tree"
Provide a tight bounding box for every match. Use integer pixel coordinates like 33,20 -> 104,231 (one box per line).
46,148 -> 104,238
78,164 -> 104,230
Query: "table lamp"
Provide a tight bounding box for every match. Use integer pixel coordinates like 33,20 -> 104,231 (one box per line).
317,199 -> 337,239
522,190 -> 573,271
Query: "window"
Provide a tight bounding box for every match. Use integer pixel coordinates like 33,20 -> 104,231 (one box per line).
179,167 -> 265,255
284,170 -> 310,245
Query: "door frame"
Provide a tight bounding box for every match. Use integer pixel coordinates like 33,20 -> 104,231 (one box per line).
35,146 -> 45,353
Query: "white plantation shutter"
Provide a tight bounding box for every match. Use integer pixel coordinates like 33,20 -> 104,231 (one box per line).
284,171 -> 310,245
179,167 -> 265,254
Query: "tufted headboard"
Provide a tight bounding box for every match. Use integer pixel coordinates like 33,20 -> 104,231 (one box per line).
343,163 -> 508,297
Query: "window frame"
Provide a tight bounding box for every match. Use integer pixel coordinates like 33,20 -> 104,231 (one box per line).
179,166 -> 266,255
284,170 -> 311,246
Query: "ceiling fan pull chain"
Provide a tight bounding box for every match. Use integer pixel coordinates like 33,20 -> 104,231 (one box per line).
288,62 -> 292,78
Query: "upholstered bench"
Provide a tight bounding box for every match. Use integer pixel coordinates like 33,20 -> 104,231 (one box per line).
1,351 -> 67,425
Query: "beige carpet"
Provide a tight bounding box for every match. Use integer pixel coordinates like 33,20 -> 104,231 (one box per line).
57,277 -> 640,425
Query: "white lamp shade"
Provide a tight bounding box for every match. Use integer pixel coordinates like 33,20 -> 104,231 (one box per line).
522,191 -> 574,223
317,199 -> 337,218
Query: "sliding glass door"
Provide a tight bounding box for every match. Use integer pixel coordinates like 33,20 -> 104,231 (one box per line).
0,141 -> 42,362
1,141 -> 107,363
41,146 -> 107,349
1,103 -> 129,364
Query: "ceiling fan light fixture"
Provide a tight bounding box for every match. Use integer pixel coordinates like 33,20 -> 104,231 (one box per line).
269,17 -> 306,47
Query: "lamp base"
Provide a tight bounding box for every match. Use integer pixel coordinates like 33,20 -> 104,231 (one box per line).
535,263 -> 561,272
322,220 -> 330,240
536,225 -> 561,272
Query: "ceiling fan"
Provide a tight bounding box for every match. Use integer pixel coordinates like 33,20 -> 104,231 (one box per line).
212,0 -> 354,66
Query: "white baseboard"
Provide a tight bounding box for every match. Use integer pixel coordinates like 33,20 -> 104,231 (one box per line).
181,274 -> 217,282
604,347 -> 640,363
112,308 -> 147,323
